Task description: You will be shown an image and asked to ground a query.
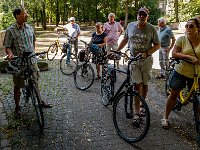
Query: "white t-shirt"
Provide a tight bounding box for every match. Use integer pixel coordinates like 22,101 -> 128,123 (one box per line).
63,23 -> 81,38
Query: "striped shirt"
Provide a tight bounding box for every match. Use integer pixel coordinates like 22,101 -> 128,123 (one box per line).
3,23 -> 37,64
103,22 -> 123,45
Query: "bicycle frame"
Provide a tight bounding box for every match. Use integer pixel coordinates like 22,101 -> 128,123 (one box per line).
179,66 -> 199,105
108,55 -> 136,103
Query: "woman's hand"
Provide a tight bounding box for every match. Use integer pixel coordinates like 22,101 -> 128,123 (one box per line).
189,56 -> 200,65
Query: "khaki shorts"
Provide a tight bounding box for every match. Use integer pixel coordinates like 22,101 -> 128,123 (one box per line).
13,63 -> 40,88
131,56 -> 153,85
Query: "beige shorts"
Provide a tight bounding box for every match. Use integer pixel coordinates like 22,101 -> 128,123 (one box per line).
13,63 -> 40,88
131,56 -> 153,85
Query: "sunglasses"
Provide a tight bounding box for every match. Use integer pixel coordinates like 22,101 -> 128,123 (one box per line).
138,13 -> 147,17
185,24 -> 196,29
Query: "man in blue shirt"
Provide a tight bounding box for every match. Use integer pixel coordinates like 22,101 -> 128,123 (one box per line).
156,17 -> 176,79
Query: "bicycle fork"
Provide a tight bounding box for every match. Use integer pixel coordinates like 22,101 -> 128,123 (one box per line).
125,85 -> 133,119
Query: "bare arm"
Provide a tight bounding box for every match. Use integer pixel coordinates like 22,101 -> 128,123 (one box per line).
116,38 -> 128,51
98,36 -> 107,48
5,48 -> 14,59
169,36 -> 176,50
172,45 -> 199,64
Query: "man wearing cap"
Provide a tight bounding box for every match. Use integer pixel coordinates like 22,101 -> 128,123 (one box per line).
156,17 -> 175,79
103,13 -> 124,68
115,7 -> 160,119
55,17 -> 81,64
64,17 -> 81,55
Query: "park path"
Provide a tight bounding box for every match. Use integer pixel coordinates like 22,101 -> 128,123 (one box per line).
0,27 -> 198,149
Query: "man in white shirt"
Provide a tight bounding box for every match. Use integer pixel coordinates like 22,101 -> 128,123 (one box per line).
55,17 -> 81,64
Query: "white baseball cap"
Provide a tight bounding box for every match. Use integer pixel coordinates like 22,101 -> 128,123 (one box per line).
69,17 -> 75,21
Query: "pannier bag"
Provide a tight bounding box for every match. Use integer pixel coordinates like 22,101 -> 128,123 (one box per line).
78,50 -> 85,62
62,43 -> 69,53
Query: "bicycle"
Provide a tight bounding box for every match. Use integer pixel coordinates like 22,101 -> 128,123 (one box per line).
101,50 -> 150,143
122,47 -> 130,70
47,32 -> 64,61
73,40 -> 95,91
60,34 -> 78,75
5,51 -> 47,129
165,59 -> 200,144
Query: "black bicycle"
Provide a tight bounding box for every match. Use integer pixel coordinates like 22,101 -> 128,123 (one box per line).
60,34 -> 78,75
6,51 -> 47,129
73,40 -> 95,91
101,50 -> 150,143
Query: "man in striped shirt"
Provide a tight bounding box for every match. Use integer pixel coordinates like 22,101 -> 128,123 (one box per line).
103,13 -> 124,68
3,8 -> 52,117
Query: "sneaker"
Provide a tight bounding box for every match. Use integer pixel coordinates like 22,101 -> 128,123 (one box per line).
66,63 -> 73,67
132,114 -> 140,128
161,119 -> 169,129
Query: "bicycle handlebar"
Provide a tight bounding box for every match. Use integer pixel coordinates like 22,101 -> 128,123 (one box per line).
110,50 -> 142,62
4,51 -> 48,61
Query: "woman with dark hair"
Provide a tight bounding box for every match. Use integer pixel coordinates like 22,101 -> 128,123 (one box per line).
90,22 -> 107,79
162,18 -> 200,129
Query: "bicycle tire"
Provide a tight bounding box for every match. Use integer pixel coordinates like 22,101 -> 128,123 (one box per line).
193,94 -> 200,143
60,53 -> 78,75
101,66 -> 112,106
74,63 -> 95,91
31,84 -> 44,129
47,43 -> 58,61
113,91 -> 150,143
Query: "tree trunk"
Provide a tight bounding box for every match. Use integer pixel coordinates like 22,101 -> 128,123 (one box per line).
174,0 -> 179,22
42,0 -> 47,30
56,0 -> 59,26
124,0 -> 129,29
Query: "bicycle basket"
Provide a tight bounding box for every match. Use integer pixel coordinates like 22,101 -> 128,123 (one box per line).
89,44 -> 103,54
62,43 -> 69,53
78,50 -> 86,62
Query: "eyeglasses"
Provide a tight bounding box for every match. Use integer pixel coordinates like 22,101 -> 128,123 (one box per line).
138,13 -> 147,17
185,24 -> 196,29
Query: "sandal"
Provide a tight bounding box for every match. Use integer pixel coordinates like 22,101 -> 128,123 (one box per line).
161,119 -> 170,129
95,75 -> 101,80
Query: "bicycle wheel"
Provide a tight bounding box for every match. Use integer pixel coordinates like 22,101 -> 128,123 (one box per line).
74,63 -> 95,91
193,94 -> 200,144
47,43 -> 58,61
101,66 -> 112,106
60,53 -> 78,75
113,91 -> 150,143
30,85 -> 44,129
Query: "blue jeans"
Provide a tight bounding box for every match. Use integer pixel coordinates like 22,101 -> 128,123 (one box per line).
66,46 -> 71,64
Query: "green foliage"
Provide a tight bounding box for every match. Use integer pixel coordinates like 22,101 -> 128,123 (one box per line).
0,0 -> 199,29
